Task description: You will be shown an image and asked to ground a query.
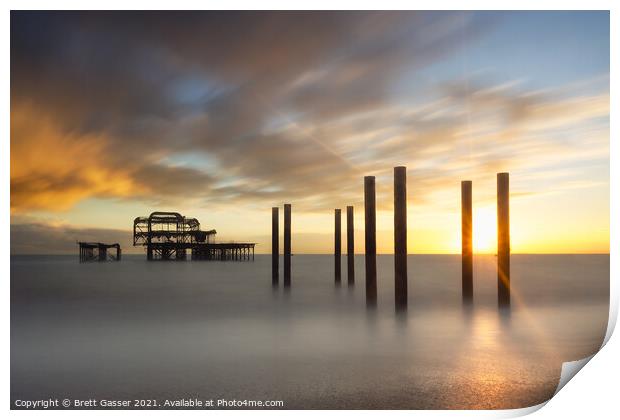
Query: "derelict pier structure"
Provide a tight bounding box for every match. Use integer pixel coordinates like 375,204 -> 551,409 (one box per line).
133,211 -> 255,261
78,242 -> 121,262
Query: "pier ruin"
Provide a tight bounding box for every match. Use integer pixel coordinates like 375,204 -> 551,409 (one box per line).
78,242 -> 121,262
133,211 -> 255,261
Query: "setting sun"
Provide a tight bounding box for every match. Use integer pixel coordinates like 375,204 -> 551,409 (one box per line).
473,206 -> 497,254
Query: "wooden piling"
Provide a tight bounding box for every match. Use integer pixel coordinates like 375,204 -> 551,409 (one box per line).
335,208 -> 342,283
346,205 -> 354,285
497,173 -> 510,307
364,176 -> 377,305
98,245 -> 107,262
284,203 -> 291,285
461,180 -> 473,304
272,207 -> 279,284
394,166 -> 407,308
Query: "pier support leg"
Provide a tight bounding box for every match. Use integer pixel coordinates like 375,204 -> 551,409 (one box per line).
284,203 -> 291,286
497,173 -> 510,307
98,245 -> 107,262
335,208 -> 341,284
364,176 -> 377,306
347,205 -> 354,285
272,207 -> 279,284
394,167 -> 408,309
461,180 -> 473,305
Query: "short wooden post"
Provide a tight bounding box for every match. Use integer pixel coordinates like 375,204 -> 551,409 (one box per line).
284,203 -> 291,286
394,166 -> 407,309
497,173 -> 510,307
364,176 -> 377,305
335,208 -> 341,283
272,207 -> 279,284
461,180 -> 473,304
346,205 -> 354,285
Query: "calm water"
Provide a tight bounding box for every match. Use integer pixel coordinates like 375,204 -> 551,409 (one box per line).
11,254 -> 609,409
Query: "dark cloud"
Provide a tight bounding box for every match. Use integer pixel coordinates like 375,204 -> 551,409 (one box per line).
11,11 -> 606,219
11,11 -> 493,213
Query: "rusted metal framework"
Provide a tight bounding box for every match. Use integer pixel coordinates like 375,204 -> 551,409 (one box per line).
79,242 -> 121,262
133,211 -> 254,261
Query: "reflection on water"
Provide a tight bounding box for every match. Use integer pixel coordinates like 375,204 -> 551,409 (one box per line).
11,254 -> 608,409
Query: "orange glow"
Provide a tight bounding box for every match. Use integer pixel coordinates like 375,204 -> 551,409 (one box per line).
473,206 -> 497,254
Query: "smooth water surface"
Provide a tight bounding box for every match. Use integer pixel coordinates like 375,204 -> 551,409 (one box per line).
11,254 -> 609,409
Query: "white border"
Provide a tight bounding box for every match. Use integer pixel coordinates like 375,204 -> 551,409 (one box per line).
3,1 -> 617,419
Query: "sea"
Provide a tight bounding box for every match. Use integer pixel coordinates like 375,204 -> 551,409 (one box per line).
10,254 -> 609,409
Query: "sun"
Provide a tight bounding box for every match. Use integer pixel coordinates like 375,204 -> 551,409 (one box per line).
473,206 -> 497,254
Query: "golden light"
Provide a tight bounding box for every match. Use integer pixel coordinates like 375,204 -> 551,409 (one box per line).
473,206 -> 497,254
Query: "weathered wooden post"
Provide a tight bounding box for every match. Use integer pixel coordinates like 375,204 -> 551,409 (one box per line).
335,208 -> 342,283
346,205 -> 354,285
284,203 -> 292,286
272,207 -> 279,284
98,244 -> 107,262
364,176 -> 377,305
497,173 -> 510,307
394,166 -> 408,309
461,180 -> 473,304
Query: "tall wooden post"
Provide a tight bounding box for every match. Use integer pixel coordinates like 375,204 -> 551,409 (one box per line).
346,205 -> 354,285
272,207 -> 279,284
364,176 -> 377,305
284,203 -> 292,286
497,173 -> 510,307
461,181 -> 473,304
335,209 -> 342,283
394,166 -> 408,308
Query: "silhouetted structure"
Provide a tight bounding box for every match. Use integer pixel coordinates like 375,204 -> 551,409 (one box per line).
346,205 -> 355,285
364,176 -> 377,306
133,211 -> 254,261
284,204 -> 292,285
272,207 -> 279,284
394,166 -> 408,309
79,242 -> 121,262
497,173 -> 510,307
335,208 -> 341,283
461,180 -> 473,304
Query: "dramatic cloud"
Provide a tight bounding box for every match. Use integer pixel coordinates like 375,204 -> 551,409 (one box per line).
11,11 -> 496,213
10,11 -> 610,253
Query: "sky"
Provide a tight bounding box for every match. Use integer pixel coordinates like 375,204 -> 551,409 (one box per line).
10,11 -> 609,254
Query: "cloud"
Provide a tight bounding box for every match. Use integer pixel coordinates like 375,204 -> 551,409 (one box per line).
10,103 -> 139,212
10,11 -> 609,221
10,223 -> 132,254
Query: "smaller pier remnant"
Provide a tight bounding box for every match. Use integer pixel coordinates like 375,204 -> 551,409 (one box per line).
461,180 -> 473,304
346,205 -> 354,285
79,242 -> 121,262
497,173 -> 510,307
335,208 -> 342,283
